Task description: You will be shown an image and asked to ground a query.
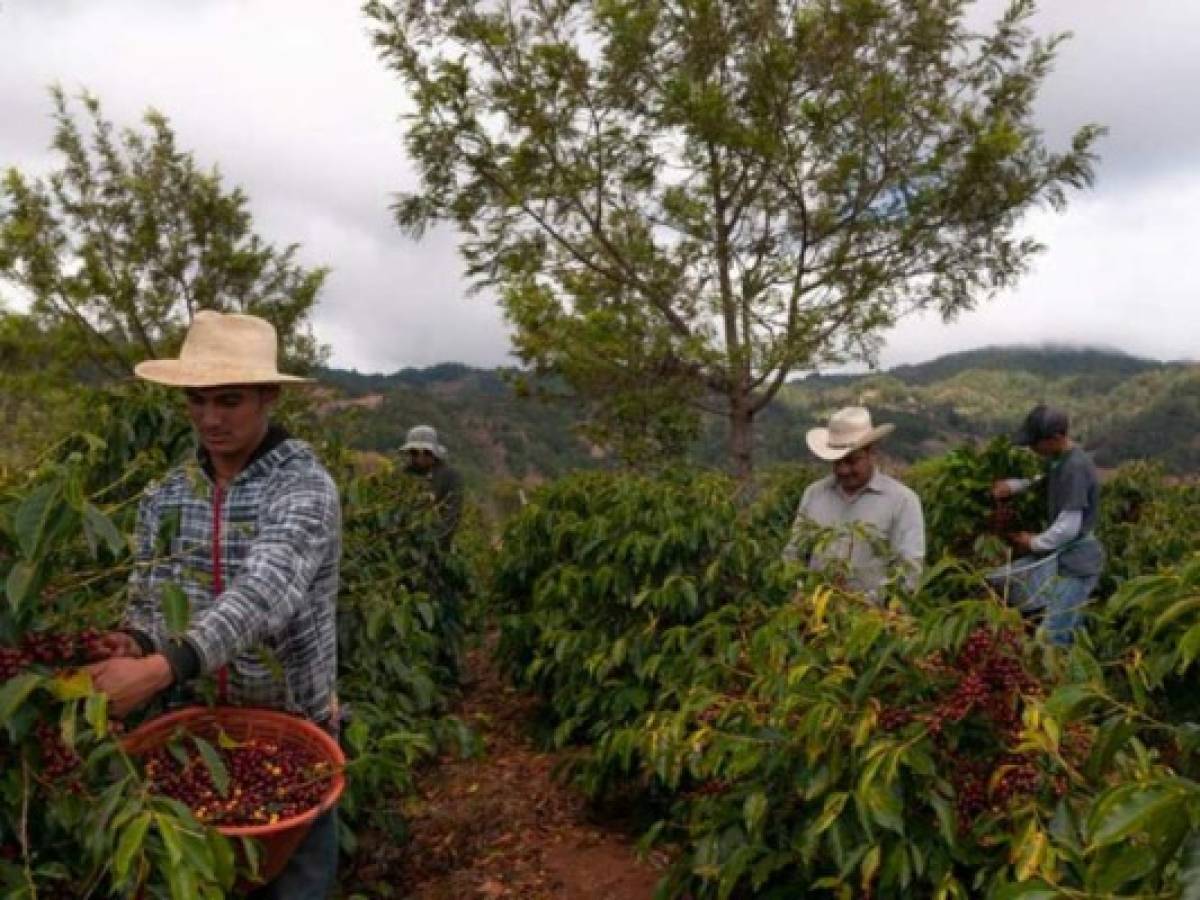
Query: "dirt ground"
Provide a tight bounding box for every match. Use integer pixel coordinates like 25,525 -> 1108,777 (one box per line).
348,646 -> 666,898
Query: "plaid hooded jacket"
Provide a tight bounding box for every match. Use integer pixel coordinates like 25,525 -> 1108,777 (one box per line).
125,432 -> 341,724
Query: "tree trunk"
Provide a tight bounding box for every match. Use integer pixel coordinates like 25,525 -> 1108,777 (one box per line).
729,392 -> 755,481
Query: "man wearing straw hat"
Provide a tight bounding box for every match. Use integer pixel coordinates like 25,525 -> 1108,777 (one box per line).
85,310 -> 341,898
783,406 -> 925,598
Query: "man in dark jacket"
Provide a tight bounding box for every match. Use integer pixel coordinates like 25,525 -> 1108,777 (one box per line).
401,425 -> 463,549
992,404 -> 1105,645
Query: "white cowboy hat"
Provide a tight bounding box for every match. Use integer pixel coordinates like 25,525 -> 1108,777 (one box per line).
133,311 -> 310,388
402,425 -> 448,460
806,406 -> 895,461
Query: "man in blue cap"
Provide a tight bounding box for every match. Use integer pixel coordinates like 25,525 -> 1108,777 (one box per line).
992,404 -> 1105,644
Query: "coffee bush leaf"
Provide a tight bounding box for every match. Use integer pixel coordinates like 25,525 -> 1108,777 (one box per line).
113,811 -> 151,883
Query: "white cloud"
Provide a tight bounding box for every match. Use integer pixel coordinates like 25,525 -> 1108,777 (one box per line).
881,173 -> 1200,366
0,0 -> 511,371
2,0 -> 1198,373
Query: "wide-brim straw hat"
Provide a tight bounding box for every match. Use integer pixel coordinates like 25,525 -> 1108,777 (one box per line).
806,406 -> 895,461
134,311 -> 310,388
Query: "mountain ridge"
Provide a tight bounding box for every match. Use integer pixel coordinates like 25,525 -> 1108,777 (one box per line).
318,347 -> 1200,492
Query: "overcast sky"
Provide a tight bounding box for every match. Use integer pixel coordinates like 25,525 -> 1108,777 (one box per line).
2,1 -> 1197,373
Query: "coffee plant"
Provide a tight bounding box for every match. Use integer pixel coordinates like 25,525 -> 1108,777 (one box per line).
908,438 -> 1042,566
742,463 -> 824,552
335,469 -> 478,853
493,470 -> 800,750
583,586 -> 1200,898
1,440 -> 241,897
490,462 -> 1200,898
1,387 -> 480,895
1096,461 -> 1200,593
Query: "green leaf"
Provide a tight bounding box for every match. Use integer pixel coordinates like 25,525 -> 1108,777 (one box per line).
743,791 -> 768,837
208,830 -> 237,890
255,646 -> 285,684
1179,622 -> 1200,672
166,863 -> 196,900
1180,833 -> 1200,900
1043,684 -> 1098,722
156,813 -> 184,865
858,780 -> 905,835
5,560 -> 37,610
345,718 -> 369,755
13,482 -> 59,557
193,736 -> 230,797
991,881 -> 1059,900
50,668 -> 93,700
1087,842 -> 1160,894
930,793 -> 957,847
241,836 -> 263,883
59,698 -> 78,751
85,692 -> 109,739
114,811 -> 152,882
808,791 -> 849,839
162,583 -> 191,636
1088,782 -> 1190,847
83,502 -> 127,556
0,672 -> 42,726
1086,717 -> 1138,780
168,738 -> 190,769
860,844 -> 882,893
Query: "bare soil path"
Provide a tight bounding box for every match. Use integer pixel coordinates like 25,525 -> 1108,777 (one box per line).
354,644 -> 665,898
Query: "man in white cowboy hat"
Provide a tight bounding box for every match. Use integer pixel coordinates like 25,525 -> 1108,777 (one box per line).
401,424 -> 463,548
84,310 -> 341,899
783,406 -> 925,597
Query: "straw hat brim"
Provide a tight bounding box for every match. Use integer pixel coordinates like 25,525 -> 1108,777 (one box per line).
134,359 -> 311,388
806,423 -> 894,461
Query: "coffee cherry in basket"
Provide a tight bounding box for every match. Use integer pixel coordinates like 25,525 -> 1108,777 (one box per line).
143,736 -> 333,826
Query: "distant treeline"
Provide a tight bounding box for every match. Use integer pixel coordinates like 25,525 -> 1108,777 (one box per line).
315,347 -> 1200,493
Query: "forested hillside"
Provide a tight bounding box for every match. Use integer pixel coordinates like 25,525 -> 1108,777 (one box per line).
321,347 -> 1200,485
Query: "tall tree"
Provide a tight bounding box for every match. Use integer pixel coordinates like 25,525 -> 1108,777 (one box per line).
0,88 -> 327,380
368,0 -> 1102,475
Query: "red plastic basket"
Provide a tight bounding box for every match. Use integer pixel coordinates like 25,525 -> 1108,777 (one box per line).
122,706 -> 346,885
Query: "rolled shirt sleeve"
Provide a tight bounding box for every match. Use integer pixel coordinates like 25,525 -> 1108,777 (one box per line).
1031,509 -> 1082,553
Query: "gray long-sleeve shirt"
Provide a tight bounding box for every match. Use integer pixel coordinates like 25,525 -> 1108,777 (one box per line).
782,470 -> 925,596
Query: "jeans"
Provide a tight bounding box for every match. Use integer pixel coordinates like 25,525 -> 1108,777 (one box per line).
1007,556 -> 1097,646
246,808 -> 338,900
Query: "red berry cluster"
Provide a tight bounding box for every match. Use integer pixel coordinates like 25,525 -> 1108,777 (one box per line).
985,500 -> 1017,535
879,707 -> 913,732
949,753 -> 1042,828
0,629 -> 103,681
35,722 -> 82,781
882,626 -> 1057,830
691,779 -> 730,797
143,737 -> 333,826
925,627 -> 1040,740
